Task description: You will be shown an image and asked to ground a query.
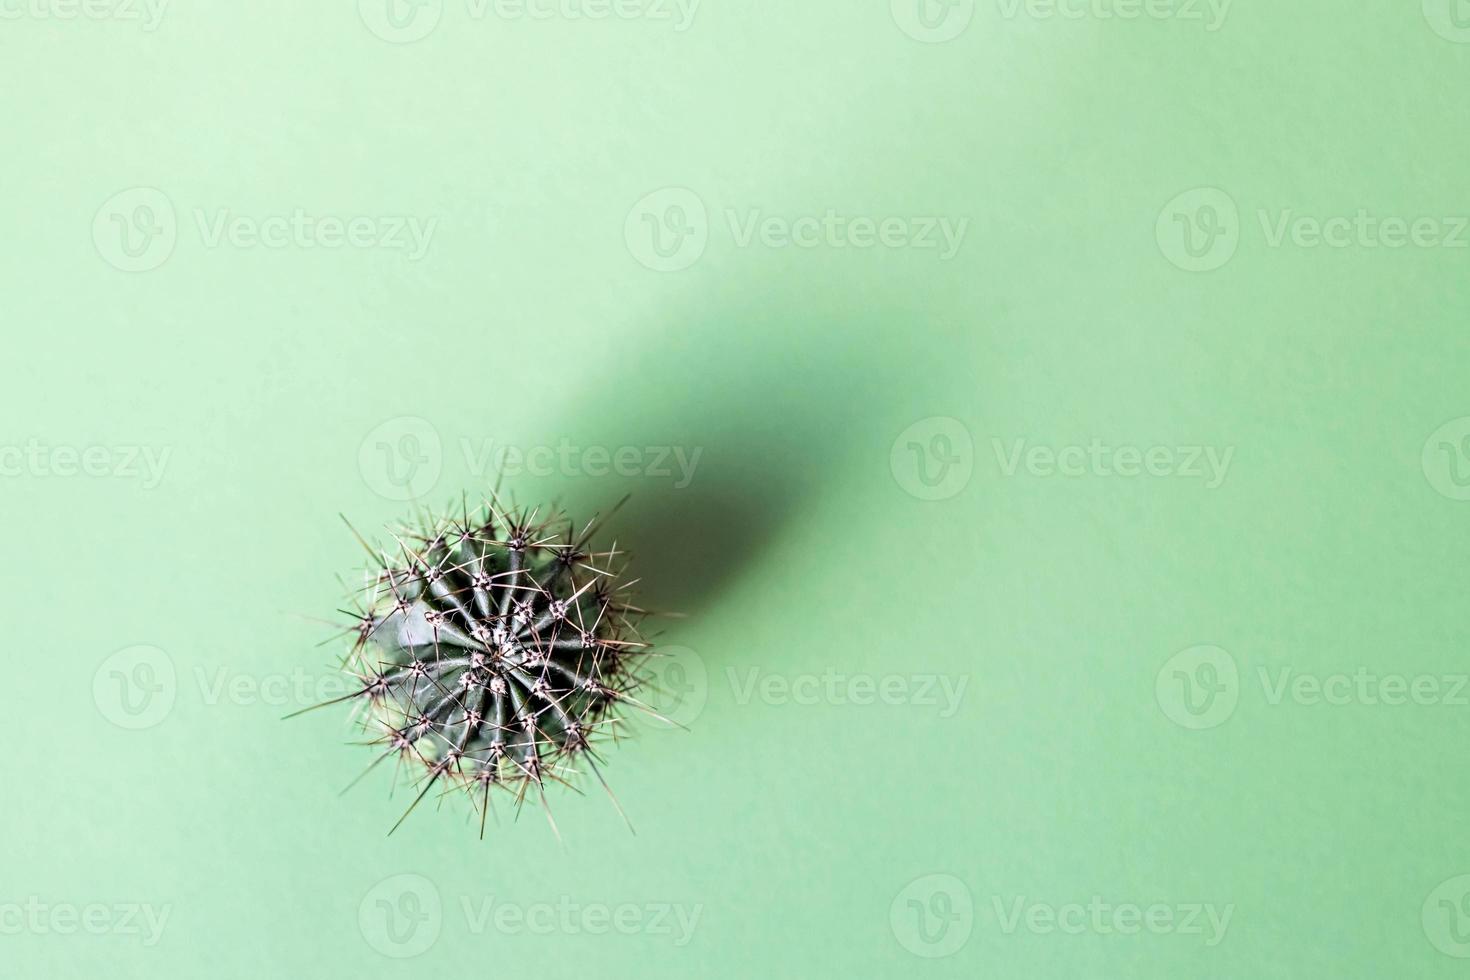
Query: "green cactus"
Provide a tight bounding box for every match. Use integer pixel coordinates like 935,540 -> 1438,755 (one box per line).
320,497 -> 655,836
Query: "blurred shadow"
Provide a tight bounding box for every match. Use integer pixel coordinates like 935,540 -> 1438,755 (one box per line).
528,274 -> 940,618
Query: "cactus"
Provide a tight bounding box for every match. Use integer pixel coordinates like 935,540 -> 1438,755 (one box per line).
319,497 -> 653,836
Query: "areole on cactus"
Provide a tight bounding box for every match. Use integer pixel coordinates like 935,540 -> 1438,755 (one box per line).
303,495 -> 666,837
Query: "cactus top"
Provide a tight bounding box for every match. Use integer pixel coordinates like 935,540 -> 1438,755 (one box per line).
335,501 -> 650,835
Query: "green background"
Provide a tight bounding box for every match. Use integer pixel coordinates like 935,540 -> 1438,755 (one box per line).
6,1 -> 1470,976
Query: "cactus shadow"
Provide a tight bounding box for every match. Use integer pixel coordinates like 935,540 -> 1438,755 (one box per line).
534,282 -> 925,619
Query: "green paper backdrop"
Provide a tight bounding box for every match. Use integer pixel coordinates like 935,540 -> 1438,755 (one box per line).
5,2 -> 1470,976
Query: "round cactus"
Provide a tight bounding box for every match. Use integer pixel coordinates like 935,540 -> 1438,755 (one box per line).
325,498 -> 654,836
